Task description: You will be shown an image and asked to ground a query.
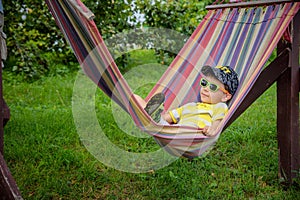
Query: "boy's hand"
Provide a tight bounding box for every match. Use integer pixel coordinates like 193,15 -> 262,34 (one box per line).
202,126 -> 210,135
202,126 -> 216,136
202,120 -> 222,136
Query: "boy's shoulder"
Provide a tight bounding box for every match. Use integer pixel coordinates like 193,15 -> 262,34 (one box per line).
196,102 -> 228,109
182,102 -> 227,109
213,102 -> 228,110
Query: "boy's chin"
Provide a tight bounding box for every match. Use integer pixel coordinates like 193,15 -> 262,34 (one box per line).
200,97 -> 212,104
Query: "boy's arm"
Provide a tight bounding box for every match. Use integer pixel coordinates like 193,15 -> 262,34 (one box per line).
162,112 -> 175,124
202,119 -> 222,136
203,103 -> 228,136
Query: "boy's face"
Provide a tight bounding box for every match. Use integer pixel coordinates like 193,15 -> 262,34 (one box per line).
200,76 -> 232,104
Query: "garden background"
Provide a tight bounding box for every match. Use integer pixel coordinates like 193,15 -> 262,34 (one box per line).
2,0 -> 300,199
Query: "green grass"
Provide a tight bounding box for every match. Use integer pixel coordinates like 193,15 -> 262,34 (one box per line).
2,50 -> 300,199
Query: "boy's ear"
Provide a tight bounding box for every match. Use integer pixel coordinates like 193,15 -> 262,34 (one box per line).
222,93 -> 232,102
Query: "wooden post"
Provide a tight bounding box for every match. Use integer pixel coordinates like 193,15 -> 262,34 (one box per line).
0,153 -> 23,200
0,32 -> 3,157
218,3 -> 300,184
277,10 -> 300,185
0,1 -> 23,198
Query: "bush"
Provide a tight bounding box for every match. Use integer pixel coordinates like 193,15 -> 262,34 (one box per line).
3,1 -> 76,80
3,0 -> 216,80
3,0 -> 133,80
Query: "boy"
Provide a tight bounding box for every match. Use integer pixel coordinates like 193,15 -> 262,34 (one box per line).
135,65 -> 239,136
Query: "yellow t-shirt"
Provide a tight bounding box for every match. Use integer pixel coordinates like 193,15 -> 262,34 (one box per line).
169,102 -> 228,128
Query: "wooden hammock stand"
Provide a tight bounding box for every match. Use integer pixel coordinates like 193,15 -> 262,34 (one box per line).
0,0 -> 299,199
211,0 -> 300,185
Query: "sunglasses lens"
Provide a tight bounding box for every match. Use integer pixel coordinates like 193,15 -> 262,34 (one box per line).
209,84 -> 218,91
200,78 -> 208,87
200,78 -> 221,92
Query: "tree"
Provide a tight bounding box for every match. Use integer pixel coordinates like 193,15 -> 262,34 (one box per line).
135,0 -> 214,35
4,0 -> 133,80
4,0 -> 214,79
4,1 -> 62,79
130,0 -> 214,65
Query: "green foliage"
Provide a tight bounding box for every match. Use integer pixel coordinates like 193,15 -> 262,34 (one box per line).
135,0 -> 213,35
4,0 -> 76,80
106,27 -> 188,70
133,0 -> 214,64
3,0 -> 214,80
3,51 -> 300,198
2,0 -> 214,81
83,0 -> 133,39
3,0 -> 134,80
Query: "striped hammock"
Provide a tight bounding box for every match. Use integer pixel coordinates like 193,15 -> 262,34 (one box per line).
46,0 -> 300,158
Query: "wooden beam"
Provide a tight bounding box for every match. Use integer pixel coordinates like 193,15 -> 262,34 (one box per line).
0,40 -> 21,200
0,5 -> 22,198
277,10 -> 300,185
206,0 -> 298,10
0,28 -> 3,157
0,153 -> 23,200
3,99 -> 10,126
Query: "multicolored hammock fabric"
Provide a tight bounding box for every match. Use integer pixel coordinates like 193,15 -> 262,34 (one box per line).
46,0 -> 300,158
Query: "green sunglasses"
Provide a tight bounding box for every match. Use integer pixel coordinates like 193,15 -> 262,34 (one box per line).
200,78 -> 229,94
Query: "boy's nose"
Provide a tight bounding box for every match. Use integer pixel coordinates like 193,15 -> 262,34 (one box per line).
203,87 -> 210,92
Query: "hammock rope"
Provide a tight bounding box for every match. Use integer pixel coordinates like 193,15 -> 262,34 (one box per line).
46,0 -> 300,158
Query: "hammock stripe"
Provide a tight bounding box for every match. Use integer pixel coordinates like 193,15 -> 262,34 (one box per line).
46,0 -> 300,158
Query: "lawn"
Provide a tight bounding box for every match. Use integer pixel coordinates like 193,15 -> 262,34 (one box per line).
2,50 -> 300,199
